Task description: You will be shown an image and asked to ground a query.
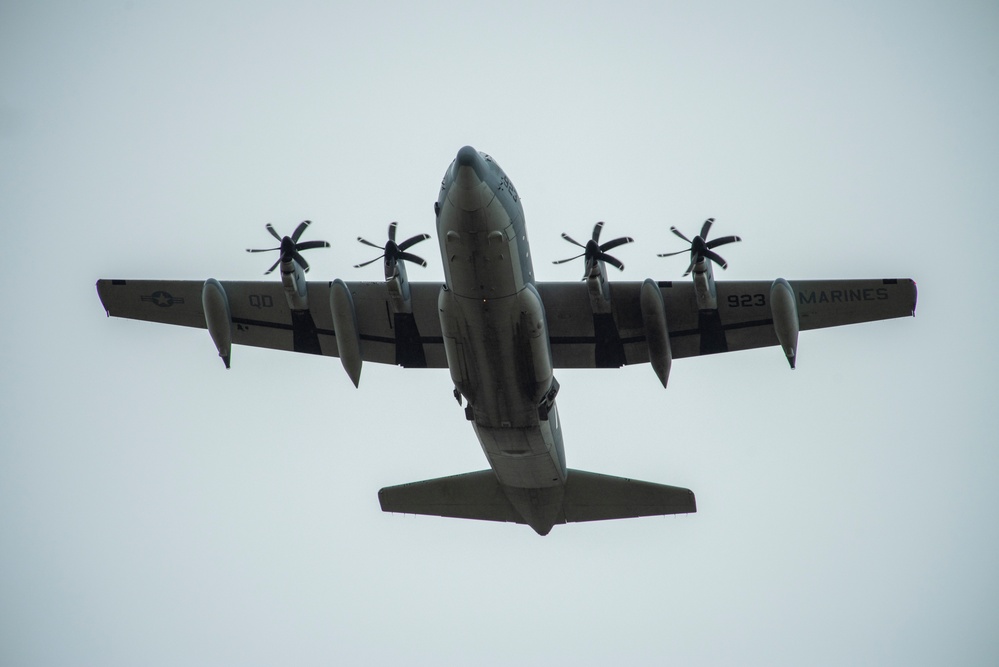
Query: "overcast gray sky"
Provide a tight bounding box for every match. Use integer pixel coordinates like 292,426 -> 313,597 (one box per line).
2,2 -> 998,665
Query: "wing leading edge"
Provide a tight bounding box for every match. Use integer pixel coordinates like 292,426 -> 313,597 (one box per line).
96,277 -> 915,369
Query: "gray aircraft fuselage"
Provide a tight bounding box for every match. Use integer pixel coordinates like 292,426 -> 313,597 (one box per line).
435,146 -> 567,534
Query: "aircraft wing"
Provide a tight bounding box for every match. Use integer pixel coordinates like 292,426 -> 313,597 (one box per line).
96,277 -> 915,368
539,278 -> 917,367
96,279 -> 449,367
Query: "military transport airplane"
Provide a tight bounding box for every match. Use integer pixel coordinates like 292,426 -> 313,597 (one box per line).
96,146 -> 917,535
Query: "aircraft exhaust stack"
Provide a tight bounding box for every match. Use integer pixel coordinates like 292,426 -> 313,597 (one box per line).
202,278 -> 232,369
770,278 -> 799,369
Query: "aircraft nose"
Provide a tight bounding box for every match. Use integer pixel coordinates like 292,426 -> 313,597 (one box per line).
454,145 -> 485,189
450,145 -> 492,211
456,145 -> 480,169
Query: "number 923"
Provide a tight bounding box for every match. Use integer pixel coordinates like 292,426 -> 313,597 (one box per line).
728,293 -> 766,308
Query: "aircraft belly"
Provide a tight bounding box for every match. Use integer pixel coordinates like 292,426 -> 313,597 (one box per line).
474,419 -> 565,489
435,148 -> 566,494
440,194 -> 523,300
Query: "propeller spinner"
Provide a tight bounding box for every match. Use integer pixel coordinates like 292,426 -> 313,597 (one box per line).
658,217 -> 741,276
553,221 -> 634,279
354,222 -> 431,270
246,220 -> 330,274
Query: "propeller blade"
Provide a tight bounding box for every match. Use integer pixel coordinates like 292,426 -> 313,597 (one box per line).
662,219 -> 739,277
291,220 -> 312,242
598,253 -> 625,271
254,221 -> 328,273
357,236 -> 384,250
706,235 -> 741,249
657,249 -> 689,258
553,253 -> 585,265
353,255 -> 384,269
398,252 -> 427,267
556,223 -> 632,277
591,221 -> 605,243
355,223 -> 431,271
398,233 -> 430,251
699,217 -> 714,239
670,226 -> 692,243
599,236 -> 634,252
291,250 -> 310,272
703,249 -> 728,269
296,240 -> 331,251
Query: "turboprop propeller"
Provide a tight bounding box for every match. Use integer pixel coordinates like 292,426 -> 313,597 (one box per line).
658,217 -> 741,276
553,221 -> 634,279
246,220 -> 330,274
354,222 -> 431,270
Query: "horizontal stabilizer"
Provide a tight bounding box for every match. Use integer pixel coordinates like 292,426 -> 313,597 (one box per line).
561,470 -> 696,522
378,470 -> 522,524
378,469 -> 696,530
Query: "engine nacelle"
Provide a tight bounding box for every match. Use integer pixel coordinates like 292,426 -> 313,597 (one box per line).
202,278 -> 232,369
770,278 -> 799,369
330,279 -> 363,387
281,259 -> 309,310
640,279 -> 672,387
386,258 -> 412,308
